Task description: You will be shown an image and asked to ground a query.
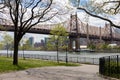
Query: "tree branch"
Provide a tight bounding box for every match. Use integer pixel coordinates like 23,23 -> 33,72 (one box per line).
77,7 -> 120,29
21,0 -> 43,29
100,1 -> 120,14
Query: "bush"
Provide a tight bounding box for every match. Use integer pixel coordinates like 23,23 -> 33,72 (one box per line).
103,61 -> 120,78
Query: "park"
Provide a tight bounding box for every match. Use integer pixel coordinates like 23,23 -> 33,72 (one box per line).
0,0 -> 120,80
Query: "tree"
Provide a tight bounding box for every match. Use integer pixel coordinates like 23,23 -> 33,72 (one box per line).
24,40 -> 32,50
2,32 -> 13,57
0,42 -> 3,50
47,40 -> 56,50
0,0 -> 72,65
0,0 -> 56,65
70,0 -> 120,29
49,24 -> 68,63
19,38 -> 30,50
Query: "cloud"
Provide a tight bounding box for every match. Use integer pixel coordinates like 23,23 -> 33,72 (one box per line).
77,11 -> 108,27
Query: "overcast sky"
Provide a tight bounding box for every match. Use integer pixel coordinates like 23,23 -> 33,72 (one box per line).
0,0 -> 120,43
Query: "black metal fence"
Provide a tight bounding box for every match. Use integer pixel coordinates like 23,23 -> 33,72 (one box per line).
19,54 -> 99,64
99,55 -> 120,79
0,53 -> 99,64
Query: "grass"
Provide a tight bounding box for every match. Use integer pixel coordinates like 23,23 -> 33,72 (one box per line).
0,56 -> 80,73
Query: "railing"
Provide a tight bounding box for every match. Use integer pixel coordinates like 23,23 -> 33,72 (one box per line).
99,55 -> 120,79
19,54 -> 100,65
0,53 -> 99,65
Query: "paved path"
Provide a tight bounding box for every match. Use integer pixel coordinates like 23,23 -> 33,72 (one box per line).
0,64 -> 108,80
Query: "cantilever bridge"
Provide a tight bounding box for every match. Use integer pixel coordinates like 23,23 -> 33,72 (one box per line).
0,14 -> 120,51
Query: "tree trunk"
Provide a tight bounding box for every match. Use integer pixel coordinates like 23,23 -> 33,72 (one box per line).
13,32 -> 19,65
7,43 -> 8,58
7,47 -> 8,58
56,40 -> 59,63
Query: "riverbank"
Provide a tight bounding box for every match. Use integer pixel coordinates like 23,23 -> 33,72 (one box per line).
0,57 -> 79,73
0,50 -> 120,65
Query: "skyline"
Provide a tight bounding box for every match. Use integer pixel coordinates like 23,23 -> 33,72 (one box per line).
0,31 -> 49,43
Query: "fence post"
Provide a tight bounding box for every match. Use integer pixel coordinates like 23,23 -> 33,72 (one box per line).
108,56 -> 111,76
99,58 -> 101,74
99,57 -> 105,74
117,55 -> 119,78
93,58 -> 94,64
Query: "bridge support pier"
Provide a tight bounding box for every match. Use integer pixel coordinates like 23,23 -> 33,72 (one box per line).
69,37 -> 73,51
68,36 -> 80,52
75,35 -> 80,52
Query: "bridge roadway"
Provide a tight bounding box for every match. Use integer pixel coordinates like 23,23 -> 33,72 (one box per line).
0,23 -> 120,41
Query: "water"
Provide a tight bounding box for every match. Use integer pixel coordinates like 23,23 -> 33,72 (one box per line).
0,50 -> 120,58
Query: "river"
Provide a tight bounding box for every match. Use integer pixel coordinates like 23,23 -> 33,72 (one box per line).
0,50 -> 120,58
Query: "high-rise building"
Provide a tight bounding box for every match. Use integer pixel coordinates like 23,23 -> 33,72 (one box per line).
41,39 -> 45,46
34,42 -> 41,48
29,37 -> 34,47
44,37 -> 51,49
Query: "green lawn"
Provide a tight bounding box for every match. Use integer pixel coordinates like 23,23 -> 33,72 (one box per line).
0,56 -> 79,73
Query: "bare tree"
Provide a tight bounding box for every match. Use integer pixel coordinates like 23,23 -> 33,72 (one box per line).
0,0 -> 57,65
73,0 -> 120,29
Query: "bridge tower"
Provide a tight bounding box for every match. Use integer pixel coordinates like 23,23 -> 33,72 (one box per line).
69,13 -> 80,51
104,23 -> 113,44
110,24 -> 113,43
99,26 -> 102,43
86,23 -> 90,46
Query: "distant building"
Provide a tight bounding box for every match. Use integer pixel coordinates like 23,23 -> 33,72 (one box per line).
34,39 -> 45,48
34,42 -> 41,48
29,37 -> 34,47
40,39 -> 45,47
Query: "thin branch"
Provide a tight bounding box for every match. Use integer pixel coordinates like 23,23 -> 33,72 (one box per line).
25,0 -> 35,8
19,1 -> 27,32
114,1 -> 120,14
22,12 -> 57,36
8,1 -> 15,24
104,1 -> 120,4
21,0 -> 53,36
77,7 -> 120,29
100,1 -> 120,14
21,0 -> 42,29
39,12 -> 58,22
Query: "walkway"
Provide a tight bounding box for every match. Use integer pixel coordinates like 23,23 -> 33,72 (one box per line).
0,64 -> 108,80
